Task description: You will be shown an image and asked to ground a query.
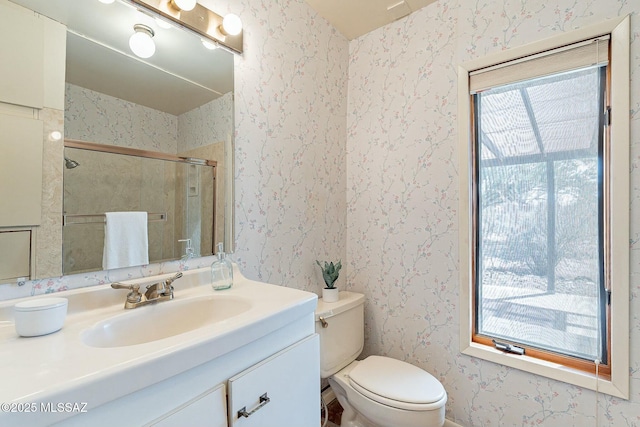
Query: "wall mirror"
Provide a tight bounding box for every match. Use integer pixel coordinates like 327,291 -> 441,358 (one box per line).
62,142 -> 219,274
9,0 -> 235,276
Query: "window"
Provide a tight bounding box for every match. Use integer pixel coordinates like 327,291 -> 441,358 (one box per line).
475,64 -> 607,370
458,17 -> 629,398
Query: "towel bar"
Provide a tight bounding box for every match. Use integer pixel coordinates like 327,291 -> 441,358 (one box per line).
63,212 -> 167,226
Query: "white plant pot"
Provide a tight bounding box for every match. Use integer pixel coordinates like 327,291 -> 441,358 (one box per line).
322,287 -> 339,303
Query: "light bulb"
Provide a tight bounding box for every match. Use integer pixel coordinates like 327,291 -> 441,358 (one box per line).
49,131 -> 62,141
171,0 -> 196,11
221,14 -> 242,36
129,24 -> 155,59
202,39 -> 218,50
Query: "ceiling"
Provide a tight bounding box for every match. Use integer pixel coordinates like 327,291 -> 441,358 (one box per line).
304,0 -> 437,40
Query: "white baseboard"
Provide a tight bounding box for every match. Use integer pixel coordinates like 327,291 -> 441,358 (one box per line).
444,419 -> 464,427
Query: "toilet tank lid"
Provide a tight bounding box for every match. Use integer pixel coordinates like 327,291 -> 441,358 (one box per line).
349,356 -> 446,406
315,291 -> 364,321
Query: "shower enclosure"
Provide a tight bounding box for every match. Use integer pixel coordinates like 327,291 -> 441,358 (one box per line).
62,141 -> 218,274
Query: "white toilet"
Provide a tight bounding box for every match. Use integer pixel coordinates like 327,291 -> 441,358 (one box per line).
315,291 -> 447,427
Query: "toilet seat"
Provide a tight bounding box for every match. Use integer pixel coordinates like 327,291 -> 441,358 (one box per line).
348,356 -> 446,411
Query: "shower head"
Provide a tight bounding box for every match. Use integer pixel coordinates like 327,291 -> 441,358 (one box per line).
64,157 -> 79,169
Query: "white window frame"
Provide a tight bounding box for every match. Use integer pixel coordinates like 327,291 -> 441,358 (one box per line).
457,16 -> 629,399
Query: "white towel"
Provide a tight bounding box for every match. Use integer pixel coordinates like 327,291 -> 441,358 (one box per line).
102,212 -> 149,270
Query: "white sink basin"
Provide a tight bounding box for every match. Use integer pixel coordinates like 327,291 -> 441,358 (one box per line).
81,295 -> 252,348
0,265 -> 318,427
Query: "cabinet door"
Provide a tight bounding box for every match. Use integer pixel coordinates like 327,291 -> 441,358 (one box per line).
0,0 -> 44,109
0,114 -> 43,226
228,334 -> 320,427
0,231 -> 30,281
147,383 -> 227,427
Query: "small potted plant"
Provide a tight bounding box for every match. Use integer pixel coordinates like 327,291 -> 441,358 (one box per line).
316,260 -> 342,303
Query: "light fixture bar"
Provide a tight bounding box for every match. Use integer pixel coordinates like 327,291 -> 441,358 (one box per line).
123,0 -> 243,54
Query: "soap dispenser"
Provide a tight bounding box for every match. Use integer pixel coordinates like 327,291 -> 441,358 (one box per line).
211,242 -> 233,290
178,239 -> 195,260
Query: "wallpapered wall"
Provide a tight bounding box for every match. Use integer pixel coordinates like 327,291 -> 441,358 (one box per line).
225,0 -> 349,290
224,0 -> 640,424
0,81 -> 233,297
4,0 -> 639,424
63,84 -> 227,272
346,1 -> 640,426
65,84 -> 178,152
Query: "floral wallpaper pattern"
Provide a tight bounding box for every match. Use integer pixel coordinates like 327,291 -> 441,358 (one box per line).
228,0 -> 349,291
178,91 -> 233,153
0,81 -> 233,295
2,0 -> 640,425
65,83 -> 178,153
346,0 -> 640,426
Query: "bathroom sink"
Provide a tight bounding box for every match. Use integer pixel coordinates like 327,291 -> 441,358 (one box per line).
0,265 -> 319,427
81,295 -> 252,348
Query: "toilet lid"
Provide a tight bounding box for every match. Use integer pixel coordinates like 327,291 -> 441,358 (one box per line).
348,356 -> 446,410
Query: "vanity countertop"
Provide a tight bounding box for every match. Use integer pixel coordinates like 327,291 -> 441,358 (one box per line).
0,266 -> 317,424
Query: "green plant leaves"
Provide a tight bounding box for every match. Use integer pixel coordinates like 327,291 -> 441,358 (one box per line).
316,260 -> 342,288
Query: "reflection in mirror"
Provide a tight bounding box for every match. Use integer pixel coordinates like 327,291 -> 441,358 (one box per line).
62,143 -> 217,275
6,0 -> 235,277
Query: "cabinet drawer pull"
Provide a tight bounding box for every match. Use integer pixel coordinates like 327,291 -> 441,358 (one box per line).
237,393 -> 270,418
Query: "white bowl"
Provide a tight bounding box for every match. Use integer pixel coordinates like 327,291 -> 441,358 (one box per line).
14,297 -> 68,337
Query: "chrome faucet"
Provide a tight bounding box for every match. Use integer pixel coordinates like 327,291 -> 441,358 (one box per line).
111,272 -> 183,309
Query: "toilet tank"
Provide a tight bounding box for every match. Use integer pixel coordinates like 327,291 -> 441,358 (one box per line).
315,291 -> 364,378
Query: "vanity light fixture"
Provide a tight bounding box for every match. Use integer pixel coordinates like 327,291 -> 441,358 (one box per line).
155,17 -> 172,29
169,0 -> 196,11
220,13 -> 242,36
124,0 -> 243,54
129,24 -> 156,58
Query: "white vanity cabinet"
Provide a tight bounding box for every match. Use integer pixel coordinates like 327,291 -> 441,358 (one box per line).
0,269 -> 320,427
143,335 -> 320,427
51,318 -> 320,427
146,384 -> 227,427
228,334 -> 320,427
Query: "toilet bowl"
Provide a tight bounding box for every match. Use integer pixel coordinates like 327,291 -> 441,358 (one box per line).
316,292 -> 447,427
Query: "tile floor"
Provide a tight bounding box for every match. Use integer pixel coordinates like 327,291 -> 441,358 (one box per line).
322,398 -> 342,427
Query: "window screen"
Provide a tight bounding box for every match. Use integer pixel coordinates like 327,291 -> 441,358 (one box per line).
473,65 -> 607,362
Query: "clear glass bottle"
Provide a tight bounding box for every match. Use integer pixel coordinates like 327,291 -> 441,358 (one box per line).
211,242 -> 233,290
178,239 -> 195,260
